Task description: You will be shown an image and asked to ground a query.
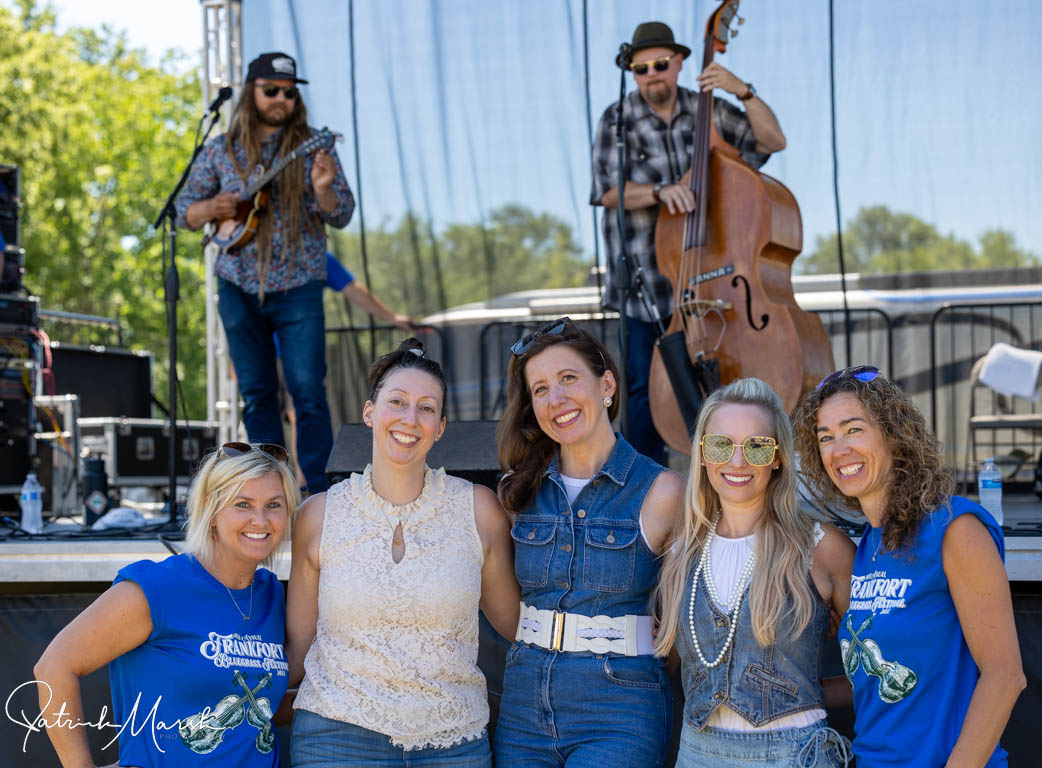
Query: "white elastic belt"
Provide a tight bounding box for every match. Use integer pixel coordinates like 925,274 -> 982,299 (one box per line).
515,601 -> 655,656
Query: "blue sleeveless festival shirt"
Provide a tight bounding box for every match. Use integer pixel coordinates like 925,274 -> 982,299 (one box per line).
839,496 -> 1005,767
108,553 -> 288,767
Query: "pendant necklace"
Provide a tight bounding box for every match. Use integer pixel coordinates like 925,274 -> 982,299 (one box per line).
226,580 -> 254,621
363,466 -> 432,564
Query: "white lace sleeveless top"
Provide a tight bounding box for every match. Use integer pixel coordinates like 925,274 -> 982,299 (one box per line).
294,465 -> 489,750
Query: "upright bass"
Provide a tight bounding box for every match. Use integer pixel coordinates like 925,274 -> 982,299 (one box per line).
648,0 -> 833,454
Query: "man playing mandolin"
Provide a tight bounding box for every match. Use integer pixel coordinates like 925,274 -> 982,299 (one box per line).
177,52 -> 354,493
591,21 -> 786,464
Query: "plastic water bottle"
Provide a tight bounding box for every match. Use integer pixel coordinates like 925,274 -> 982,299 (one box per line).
19,472 -> 44,534
977,458 -> 1004,527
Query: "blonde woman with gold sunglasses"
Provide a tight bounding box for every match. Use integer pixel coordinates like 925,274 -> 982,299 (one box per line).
654,378 -> 855,766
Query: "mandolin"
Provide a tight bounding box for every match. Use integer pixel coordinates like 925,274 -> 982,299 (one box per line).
203,127 -> 340,256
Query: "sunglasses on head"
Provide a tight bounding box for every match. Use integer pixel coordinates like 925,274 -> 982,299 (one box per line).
219,442 -> 289,463
629,55 -> 674,76
510,317 -> 569,356
257,84 -> 299,100
700,434 -> 778,467
816,365 -> 882,391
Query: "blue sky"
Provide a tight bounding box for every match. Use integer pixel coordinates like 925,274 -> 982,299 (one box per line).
18,0 -> 1042,269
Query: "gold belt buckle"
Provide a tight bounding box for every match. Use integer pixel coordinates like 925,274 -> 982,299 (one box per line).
549,611 -> 565,652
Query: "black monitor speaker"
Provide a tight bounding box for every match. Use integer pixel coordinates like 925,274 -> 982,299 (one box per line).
49,344 -> 153,418
326,420 -> 500,490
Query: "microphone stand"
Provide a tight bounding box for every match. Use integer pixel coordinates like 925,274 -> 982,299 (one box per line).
153,108 -> 222,525
613,44 -> 668,443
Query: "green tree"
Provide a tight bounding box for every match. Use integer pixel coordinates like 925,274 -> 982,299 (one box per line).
1,2 -> 207,415
328,204 -> 590,319
800,205 -> 1038,275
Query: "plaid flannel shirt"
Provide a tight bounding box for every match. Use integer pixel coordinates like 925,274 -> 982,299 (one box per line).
590,87 -> 770,322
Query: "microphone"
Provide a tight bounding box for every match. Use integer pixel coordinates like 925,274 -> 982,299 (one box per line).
206,86 -> 233,114
615,42 -> 633,70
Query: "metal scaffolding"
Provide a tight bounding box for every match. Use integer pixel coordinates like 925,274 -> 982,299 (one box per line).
201,0 -> 242,444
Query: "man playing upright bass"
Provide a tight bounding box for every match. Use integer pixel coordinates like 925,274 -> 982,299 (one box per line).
177,52 -> 354,493
591,21 -> 786,464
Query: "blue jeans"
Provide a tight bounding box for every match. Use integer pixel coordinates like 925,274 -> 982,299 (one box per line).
493,643 -> 672,767
621,316 -> 666,465
217,278 -> 332,492
676,721 -> 852,767
290,709 -> 491,767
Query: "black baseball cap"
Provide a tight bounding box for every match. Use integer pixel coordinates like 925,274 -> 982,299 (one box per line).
245,52 -> 309,84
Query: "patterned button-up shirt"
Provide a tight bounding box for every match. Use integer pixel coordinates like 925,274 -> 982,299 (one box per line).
175,127 -> 354,295
590,87 -> 770,322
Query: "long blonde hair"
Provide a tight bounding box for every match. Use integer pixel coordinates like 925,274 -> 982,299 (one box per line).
654,378 -> 817,654
183,446 -> 300,570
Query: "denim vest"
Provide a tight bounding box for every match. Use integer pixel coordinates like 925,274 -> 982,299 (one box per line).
677,561 -> 829,728
510,435 -> 664,619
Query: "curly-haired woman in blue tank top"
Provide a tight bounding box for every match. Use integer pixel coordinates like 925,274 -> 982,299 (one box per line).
794,366 -> 1025,767
493,318 -> 685,767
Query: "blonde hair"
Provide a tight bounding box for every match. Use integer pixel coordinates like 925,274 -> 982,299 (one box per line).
654,378 -> 817,654
182,446 -> 301,570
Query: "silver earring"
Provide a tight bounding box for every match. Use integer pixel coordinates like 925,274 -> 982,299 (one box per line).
603,396 -> 613,408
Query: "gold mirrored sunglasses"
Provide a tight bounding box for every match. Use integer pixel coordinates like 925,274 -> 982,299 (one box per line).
699,434 -> 778,466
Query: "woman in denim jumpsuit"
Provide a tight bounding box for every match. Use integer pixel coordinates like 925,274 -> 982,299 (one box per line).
493,319 -> 684,767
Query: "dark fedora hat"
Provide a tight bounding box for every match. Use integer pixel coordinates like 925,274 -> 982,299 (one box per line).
245,52 -> 309,84
616,21 -> 692,69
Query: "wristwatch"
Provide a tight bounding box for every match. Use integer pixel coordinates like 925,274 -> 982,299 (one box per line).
652,183 -> 664,203
739,82 -> 757,101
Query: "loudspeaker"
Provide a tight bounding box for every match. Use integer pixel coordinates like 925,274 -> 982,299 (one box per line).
0,164 -> 18,249
49,343 -> 153,418
326,420 -> 500,490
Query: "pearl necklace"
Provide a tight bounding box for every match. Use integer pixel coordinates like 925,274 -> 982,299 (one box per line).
687,517 -> 756,668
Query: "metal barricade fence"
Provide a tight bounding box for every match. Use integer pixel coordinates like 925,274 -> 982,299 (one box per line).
930,301 -> 1042,485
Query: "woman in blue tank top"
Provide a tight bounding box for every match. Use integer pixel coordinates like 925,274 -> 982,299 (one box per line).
794,366 -> 1025,768
35,443 -> 300,767
493,318 -> 685,767
655,378 -> 855,766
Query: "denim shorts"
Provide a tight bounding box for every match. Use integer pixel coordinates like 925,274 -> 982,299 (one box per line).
676,720 -> 852,767
290,708 -> 491,767
493,642 -> 672,767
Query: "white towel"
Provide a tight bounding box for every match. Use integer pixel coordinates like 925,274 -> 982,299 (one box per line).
978,342 -> 1042,400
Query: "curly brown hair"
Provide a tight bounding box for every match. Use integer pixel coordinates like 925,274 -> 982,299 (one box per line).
496,319 -> 619,514
792,370 -> 954,553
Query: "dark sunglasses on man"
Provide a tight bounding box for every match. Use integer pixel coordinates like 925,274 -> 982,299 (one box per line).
629,54 -> 674,76
256,84 -> 299,100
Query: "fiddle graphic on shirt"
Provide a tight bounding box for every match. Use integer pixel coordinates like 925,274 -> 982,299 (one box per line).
178,671 -> 273,754
841,615 -> 918,704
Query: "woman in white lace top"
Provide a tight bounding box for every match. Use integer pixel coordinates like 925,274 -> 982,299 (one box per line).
653,378 -> 856,766
286,338 -> 519,767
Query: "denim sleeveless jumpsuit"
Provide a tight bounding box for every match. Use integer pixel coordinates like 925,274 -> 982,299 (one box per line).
493,436 -> 673,767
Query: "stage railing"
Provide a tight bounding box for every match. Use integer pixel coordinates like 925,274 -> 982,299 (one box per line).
39,309 -> 123,347
930,301 -> 1042,484
324,322 -> 455,423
